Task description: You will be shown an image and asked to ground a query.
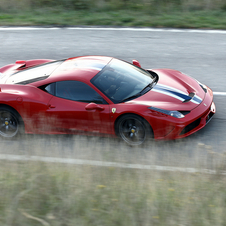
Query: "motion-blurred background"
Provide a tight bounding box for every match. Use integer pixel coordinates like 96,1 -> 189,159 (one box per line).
0,1 -> 226,225
0,0 -> 226,28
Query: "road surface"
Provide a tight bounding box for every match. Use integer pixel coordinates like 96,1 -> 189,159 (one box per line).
0,27 -> 225,168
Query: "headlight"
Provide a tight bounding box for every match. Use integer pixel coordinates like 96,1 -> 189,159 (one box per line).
148,106 -> 185,118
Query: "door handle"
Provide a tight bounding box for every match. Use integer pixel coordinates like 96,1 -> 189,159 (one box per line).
85,103 -> 105,111
48,104 -> 56,109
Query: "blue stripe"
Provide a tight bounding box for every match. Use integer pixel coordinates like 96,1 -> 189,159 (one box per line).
192,96 -> 202,104
154,85 -> 192,101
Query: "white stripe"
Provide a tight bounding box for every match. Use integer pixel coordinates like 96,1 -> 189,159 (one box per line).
152,88 -> 185,102
193,95 -> 202,102
156,84 -> 188,96
155,84 -> 202,104
190,99 -> 201,105
191,95 -> 202,104
0,154 -> 223,175
213,92 -> 226,96
157,84 -> 202,102
0,26 -> 226,34
0,27 -> 59,31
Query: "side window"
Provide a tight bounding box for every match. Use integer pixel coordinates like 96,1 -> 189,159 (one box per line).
55,81 -> 107,104
38,83 -> 55,95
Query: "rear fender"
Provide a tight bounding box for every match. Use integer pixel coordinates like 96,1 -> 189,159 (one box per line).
0,85 -> 53,133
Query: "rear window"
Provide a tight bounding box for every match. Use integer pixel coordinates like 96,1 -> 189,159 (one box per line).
5,60 -> 64,85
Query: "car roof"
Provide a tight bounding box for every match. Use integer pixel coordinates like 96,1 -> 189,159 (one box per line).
46,56 -> 113,84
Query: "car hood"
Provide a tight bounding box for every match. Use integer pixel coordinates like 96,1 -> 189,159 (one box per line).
128,69 -> 205,111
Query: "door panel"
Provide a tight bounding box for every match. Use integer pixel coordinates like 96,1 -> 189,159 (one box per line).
46,96 -> 111,134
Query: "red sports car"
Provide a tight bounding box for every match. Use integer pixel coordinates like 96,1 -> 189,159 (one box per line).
0,56 -> 215,145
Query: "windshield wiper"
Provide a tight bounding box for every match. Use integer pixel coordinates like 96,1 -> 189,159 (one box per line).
119,92 -> 142,103
120,78 -> 157,103
140,77 -> 157,95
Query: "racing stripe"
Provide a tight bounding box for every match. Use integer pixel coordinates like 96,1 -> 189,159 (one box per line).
152,84 -> 202,104
153,86 -> 190,102
154,85 -> 192,102
191,96 -> 202,104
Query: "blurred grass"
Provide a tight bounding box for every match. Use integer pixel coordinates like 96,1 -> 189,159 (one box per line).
0,0 -> 226,28
1,156 -> 226,226
0,137 -> 226,225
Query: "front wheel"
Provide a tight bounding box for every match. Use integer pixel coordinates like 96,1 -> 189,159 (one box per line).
116,114 -> 152,146
0,107 -> 23,138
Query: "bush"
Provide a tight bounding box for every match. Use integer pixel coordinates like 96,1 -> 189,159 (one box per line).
0,0 -> 226,12
30,0 -> 93,10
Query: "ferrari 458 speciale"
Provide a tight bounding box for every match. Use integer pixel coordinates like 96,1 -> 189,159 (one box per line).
0,56 -> 215,145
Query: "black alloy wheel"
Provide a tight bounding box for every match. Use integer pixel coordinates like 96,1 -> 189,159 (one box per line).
116,114 -> 151,146
0,107 -> 22,138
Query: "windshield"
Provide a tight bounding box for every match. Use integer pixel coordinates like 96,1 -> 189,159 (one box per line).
5,60 -> 64,85
91,59 -> 155,103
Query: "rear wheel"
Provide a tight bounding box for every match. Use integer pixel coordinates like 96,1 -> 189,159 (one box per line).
0,107 -> 23,138
116,114 -> 152,146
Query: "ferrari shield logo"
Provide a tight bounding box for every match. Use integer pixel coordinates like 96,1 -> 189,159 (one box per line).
112,108 -> 116,113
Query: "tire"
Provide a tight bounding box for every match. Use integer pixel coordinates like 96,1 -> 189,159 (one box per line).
0,106 -> 23,138
116,114 -> 152,146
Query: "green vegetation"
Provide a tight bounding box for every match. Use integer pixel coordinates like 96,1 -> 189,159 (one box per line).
0,140 -> 226,226
1,156 -> 226,226
0,0 -> 226,28
0,1 -> 226,224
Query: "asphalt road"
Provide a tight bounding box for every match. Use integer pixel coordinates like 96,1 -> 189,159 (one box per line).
0,27 -> 225,167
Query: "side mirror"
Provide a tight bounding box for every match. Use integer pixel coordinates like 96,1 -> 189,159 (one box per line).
85,103 -> 105,111
132,60 -> 141,68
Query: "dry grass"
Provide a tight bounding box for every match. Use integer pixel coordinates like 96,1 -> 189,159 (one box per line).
0,137 -> 226,226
